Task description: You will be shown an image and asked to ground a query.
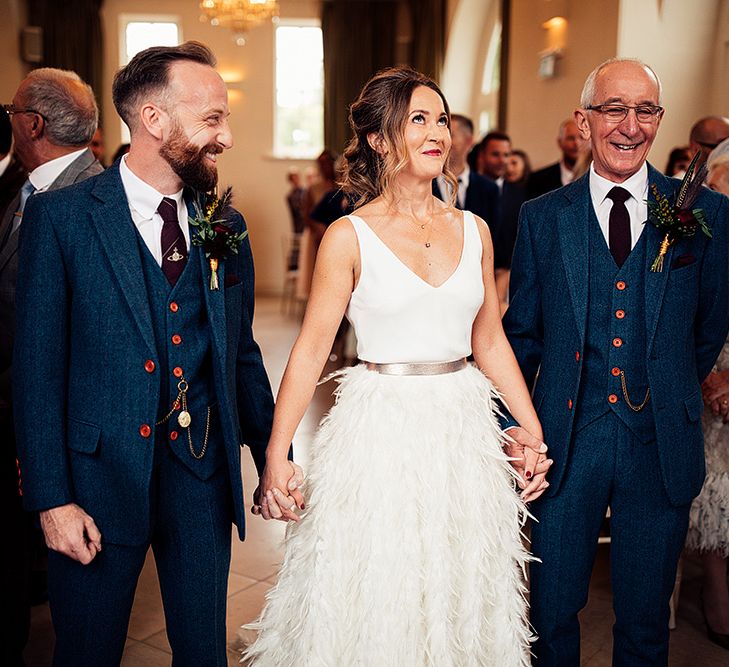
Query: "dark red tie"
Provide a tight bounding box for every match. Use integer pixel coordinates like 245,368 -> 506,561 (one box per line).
607,186 -> 631,267
158,197 -> 187,286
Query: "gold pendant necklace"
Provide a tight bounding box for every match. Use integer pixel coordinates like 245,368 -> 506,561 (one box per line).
406,212 -> 435,248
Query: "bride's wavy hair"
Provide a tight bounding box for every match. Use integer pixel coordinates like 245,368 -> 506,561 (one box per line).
340,65 -> 458,208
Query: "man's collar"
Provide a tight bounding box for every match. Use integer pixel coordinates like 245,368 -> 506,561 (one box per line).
28,148 -> 87,191
119,154 -> 184,219
589,161 -> 648,203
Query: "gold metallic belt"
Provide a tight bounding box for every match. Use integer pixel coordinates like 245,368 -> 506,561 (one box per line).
362,358 -> 468,376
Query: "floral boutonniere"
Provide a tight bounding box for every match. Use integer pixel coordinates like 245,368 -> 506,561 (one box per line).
189,187 -> 248,290
647,152 -> 711,272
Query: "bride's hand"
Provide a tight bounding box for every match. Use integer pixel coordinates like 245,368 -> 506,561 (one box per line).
254,460 -> 305,522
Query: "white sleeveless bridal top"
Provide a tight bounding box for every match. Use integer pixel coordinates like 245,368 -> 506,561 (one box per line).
346,210 -> 485,364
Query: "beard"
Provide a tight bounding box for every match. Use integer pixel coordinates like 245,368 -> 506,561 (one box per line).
159,123 -> 222,192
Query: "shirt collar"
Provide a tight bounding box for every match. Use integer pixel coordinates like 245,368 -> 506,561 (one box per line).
28,148 -> 87,191
119,153 -> 184,219
589,161 -> 648,204
457,165 -> 470,184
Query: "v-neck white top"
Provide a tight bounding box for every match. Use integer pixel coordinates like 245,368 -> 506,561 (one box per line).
346,210 -> 484,364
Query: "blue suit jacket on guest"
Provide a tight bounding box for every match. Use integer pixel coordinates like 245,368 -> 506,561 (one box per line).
503,164 -> 729,506
432,172 -> 500,237
13,163 -> 275,544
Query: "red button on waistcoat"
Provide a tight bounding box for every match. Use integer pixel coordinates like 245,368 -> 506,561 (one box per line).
173,366 -> 183,378
611,367 -> 621,377
615,309 -> 626,319
144,359 -> 155,373
575,351 -> 581,362
616,281 -> 627,291
139,424 -> 151,438
608,394 -> 619,404
171,334 -> 182,345
169,302 -> 179,313
170,430 -> 179,441
567,399 -> 573,410
613,337 -> 623,348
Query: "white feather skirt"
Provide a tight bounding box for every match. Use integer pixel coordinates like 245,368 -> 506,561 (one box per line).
242,364 -> 534,666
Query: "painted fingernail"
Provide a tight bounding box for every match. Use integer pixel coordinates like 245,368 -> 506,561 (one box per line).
300,503 -> 305,510
525,470 -> 533,479
539,443 -> 548,453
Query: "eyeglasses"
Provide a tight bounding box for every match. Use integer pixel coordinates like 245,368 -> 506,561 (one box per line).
2,104 -> 47,121
585,104 -> 664,123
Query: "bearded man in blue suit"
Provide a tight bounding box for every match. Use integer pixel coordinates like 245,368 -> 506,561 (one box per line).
14,42 -> 302,666
504,58 -> 729,665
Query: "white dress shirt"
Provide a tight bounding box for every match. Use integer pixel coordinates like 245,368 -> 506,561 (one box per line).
589,162 -> 648,250
28,148 -> 87,192
119,155 -> 189,266
436,165 -> 470,208
560,160 -> 575,186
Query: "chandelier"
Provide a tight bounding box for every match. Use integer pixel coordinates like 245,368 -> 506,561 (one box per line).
199,0 -> 279,45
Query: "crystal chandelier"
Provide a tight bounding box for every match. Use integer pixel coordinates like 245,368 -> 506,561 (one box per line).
199,0 -> 279,45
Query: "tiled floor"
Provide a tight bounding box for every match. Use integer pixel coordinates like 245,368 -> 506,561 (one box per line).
22,298 -> 728,665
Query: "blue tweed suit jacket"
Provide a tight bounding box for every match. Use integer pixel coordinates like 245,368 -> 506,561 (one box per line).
13,163 -> 275,544
503,164 -> 729,506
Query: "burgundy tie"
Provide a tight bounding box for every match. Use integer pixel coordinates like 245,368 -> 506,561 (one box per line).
607,186 -> 631,268
158,197 -> 188,286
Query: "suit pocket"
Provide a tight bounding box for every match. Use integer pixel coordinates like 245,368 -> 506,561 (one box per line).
67,417 -> 101,454
683,390 -> 704,423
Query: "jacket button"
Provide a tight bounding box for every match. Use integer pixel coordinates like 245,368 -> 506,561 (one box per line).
611,367 -> 621,377
169,301 -> 179,313
575,351 -> 581,362
144,359 -> 155,373
169,430 -> 178,441
615,309 -> 625,319
139,424 -> 151,438
173,366 -> 183,378
608,394 -> 619,404
613,337 -> 623,348
616,281 -> 627,291
171,334 -> 182,345
567,399 -> 573,410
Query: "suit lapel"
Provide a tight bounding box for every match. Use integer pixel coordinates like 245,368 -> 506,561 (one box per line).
558,174 -> 590,343
643,165 -> 678,351
188,197 -> 227,363
90,166 -> 156,354
0,192 -> 21,273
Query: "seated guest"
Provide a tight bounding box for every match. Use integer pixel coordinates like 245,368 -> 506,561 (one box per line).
285,167 -> 306,234
0,107 -> 26,216
526,118 -> 581,199
0,66 -> 101,667
689,116 -> 729,163
506,149 -> 531,186
432,113 -> 499,235
686,137 -> 729,651
664,146 -> 690,177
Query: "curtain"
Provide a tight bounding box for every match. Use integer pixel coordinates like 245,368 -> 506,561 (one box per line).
408,0 -> 446,81
27,0 -> 104,114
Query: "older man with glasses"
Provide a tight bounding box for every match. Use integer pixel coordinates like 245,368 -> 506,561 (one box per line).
0,67 -> 101,667
503,58 -> 729,665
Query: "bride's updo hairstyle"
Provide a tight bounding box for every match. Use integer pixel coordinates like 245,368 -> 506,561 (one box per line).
341,65 -> 458,207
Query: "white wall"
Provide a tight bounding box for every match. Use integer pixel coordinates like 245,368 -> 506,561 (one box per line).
617,0 -> 725,169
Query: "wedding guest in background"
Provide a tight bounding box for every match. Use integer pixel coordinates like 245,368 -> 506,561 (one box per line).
689,116 -> 729,163
1,66 -> 102,667
110,142 -> 130,164
90,125 -> 105,165
285,167 -> 306,234
686,137 -> 729,651
504,57 -> 729,665
665,145 -> 691,177
0,107 -> 26,216
506,149 -> 531,186
526,119 -> 581,199
13,43 -> 301,666
433,113 -> 499,236
572,139 -> 593,180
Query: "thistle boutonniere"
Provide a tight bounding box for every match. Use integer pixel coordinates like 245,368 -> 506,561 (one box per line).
647,152 -> 711,272
189,187 -> 248,290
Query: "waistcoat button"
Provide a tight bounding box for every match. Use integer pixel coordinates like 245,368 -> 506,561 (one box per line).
139,424 -> 151,438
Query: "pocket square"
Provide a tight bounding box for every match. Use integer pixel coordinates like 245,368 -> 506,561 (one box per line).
671,253 -> 695,269
225,272 -> 241,288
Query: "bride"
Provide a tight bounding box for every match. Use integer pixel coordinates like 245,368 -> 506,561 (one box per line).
244,65 -> 550,666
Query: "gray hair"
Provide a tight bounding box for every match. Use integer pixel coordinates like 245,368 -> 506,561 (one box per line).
22,68 -> 98,147
580,58 -> 662,108
708,137 -> 729,171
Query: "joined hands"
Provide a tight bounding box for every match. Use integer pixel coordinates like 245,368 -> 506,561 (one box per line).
503,426 -> 552,503
252,461 -> 305,522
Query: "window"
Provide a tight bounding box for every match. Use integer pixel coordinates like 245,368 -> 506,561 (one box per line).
274,22 -> 324,158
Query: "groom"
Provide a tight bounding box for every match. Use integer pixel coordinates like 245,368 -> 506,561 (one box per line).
14,42 -> 301,665
504,58 -> 729,664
